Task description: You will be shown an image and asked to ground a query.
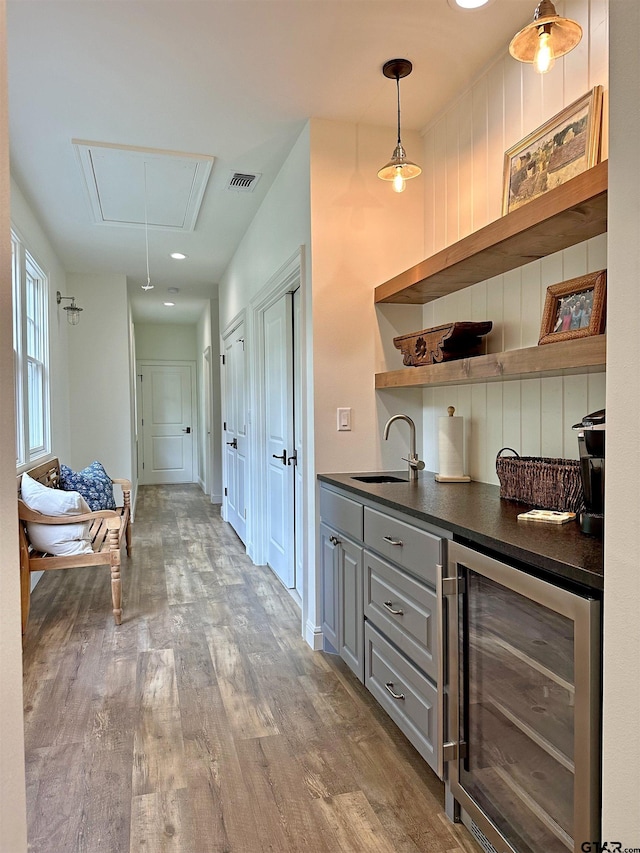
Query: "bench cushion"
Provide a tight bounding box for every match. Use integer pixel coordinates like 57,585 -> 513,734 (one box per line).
60,461 -> 116,511
21,472 -> 93,556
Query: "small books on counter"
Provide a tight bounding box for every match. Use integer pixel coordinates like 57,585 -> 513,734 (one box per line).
517,509 -> 577,525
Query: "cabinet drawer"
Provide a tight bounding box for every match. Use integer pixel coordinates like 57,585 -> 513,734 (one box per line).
364,550 -> 438,682
365,622 -> 440,776
364,506 -> 440,585
320,486 -> 363,541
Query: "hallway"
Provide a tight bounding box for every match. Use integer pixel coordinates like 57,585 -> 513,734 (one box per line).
22,485 -> 475,853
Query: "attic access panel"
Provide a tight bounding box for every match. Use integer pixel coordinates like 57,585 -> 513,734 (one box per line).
73,140 -> 214,231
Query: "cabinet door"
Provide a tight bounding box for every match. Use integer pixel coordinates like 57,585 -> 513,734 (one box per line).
320,522 -> 340,652
340,537 -> 364,683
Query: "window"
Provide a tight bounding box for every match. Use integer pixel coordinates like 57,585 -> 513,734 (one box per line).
12,230 -> 50,466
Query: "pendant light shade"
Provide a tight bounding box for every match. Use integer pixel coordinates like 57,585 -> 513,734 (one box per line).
378,59 -> 421,193
509,0 -> 582,74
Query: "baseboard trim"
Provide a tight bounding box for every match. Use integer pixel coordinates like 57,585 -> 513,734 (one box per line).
305,620 -> 323,651
210,493 -> 222,505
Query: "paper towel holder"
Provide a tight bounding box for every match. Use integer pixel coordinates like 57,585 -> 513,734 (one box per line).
435,406 -> 471,483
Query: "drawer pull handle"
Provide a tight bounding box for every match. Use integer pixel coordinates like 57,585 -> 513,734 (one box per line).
385,682 -> 405,701
383,536 -> 403,547
383,600 -> 404,616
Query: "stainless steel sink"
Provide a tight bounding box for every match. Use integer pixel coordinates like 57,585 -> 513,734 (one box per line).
351,474 -> 408,484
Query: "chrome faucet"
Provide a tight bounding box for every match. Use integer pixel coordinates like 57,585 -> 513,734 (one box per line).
383,414 -> 425,482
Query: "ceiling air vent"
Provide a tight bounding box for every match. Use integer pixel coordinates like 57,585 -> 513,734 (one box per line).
227,172 -> 261,193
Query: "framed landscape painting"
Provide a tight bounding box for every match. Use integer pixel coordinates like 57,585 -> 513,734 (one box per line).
503,86 -> 603,215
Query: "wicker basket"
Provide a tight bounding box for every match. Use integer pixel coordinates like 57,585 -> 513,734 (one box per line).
495,448 -> 585,513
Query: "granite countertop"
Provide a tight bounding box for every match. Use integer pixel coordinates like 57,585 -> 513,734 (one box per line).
318,471 -> 604,592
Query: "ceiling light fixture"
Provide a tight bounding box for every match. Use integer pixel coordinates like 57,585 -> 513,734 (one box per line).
141,163 -> 154,291
56,291 -> 83,325
377,59 -> 421,194
449,0 -> 492,8
509,0 -> 582,75
164,302 -> 175,307
170,252 -> 187,260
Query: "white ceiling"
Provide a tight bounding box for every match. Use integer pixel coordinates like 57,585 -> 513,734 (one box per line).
7,0 -> 535,324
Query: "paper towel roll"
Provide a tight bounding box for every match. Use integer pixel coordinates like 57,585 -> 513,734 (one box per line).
436,406 -> 470,482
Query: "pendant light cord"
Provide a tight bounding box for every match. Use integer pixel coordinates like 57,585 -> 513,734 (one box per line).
143,163 -> 152,290
396,74 -> 402,146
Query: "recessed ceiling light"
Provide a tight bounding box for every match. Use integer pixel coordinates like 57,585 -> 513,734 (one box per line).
170,252 -> 187,260
448,0 -> 494,9
164,302 -> 175,307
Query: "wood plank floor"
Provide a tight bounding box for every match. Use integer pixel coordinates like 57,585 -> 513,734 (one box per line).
22,484 -> 478,853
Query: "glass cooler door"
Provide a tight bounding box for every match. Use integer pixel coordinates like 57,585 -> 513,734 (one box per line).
446,543 -> 600,853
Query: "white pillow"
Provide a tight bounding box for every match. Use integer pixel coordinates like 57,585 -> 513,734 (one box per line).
21,472 -> 93,556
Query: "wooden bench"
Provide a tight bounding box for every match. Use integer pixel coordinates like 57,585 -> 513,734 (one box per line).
17,457 -> 132,633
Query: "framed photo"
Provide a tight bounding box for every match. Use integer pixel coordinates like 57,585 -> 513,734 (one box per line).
503,86 -> 603,215
538,270 -> 607,345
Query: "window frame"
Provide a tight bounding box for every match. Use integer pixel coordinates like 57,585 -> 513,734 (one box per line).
12,228 -> 51,469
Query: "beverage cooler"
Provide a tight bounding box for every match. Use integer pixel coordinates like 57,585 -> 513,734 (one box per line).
444,542 -> 601,853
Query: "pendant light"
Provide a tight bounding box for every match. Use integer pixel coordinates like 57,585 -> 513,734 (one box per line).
377,59 -> 421,193
141,162 -> 154,291
509,0 -> 582,75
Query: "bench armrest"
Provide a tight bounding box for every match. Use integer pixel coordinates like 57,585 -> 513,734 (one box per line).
111,478 -> 132,491
17,499 -> 120,525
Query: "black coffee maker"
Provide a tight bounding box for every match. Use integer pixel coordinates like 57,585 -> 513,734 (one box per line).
573,409 -> 605,537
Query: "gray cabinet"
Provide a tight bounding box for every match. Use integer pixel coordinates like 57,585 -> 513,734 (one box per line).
339,536 -> 364,680
319,489 -> 364,682
364,548 -> 438,683
319,482 -> 446,778
365,621 -> 439,772
319,522 -> 340,652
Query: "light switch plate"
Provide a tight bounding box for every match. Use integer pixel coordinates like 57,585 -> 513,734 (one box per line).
337,407 -> 351,431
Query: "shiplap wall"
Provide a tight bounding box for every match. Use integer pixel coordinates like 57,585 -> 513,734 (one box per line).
419,0 -> 608,485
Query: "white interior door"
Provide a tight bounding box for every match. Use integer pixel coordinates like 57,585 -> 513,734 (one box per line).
139,362 -> 195,484
222,323 -> 247,543
264,293 -> 295,588
292,288 -> 303,598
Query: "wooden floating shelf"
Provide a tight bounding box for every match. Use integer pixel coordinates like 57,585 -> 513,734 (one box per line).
375,335 -> 606,390
375,161 -> 608,305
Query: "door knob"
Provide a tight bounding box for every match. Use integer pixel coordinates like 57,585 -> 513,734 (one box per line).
272,450 -> 287,465
226,438 -> 238,449
182,426 -> 191,434
287,450 -> 298,466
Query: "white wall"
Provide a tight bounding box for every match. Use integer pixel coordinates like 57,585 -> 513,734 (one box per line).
0,1 -> 28,845
602,0 -> 640,842
196,299 -> 222,503
219,123 -> 314,635
135,322 -> 197,361
219,126 -> 312,330
66,273 -> 134,501
128,306 -> 138,511
310,119 -> 425,477
403,0 -> 609,484
10,178 -> 72,464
